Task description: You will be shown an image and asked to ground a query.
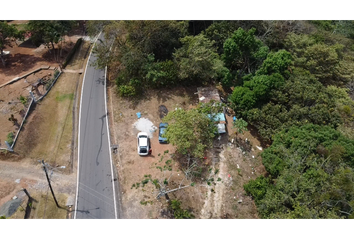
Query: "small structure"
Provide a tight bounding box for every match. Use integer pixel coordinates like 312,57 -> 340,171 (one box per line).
197,87 -> 227,134
208,113 -> 227,134
197,87 -> 221,103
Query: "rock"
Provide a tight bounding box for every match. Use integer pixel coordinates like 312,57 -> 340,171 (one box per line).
237,164 -> 240,169
252,155 -> 255,158
238,199 -> 242,203
256,146 -> 263,151
12,196 -> 17,200
15,179 -> 21,184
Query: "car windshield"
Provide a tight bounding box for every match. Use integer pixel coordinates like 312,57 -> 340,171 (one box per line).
160,127 -> 166,135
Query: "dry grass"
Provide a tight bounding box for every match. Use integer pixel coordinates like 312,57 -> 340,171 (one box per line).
8,192 -> 68,219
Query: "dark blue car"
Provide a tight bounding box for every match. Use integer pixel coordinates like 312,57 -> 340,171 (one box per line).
159,123 -> 168,143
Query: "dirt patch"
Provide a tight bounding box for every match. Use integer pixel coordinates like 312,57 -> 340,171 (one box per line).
109,83 -> 267,218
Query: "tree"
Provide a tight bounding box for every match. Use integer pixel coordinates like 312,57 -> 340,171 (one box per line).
244,124 -> 354,218
163,108 -> 216,159
26,21 -> 75,59
173,34 -> 225,84
255,49 -> 293,76
222,27 -> 269,75
246,69 -> 343,140
0,21 -> 22,66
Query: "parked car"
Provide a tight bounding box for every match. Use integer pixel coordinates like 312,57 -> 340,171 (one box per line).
158,123 -> 168,143
137,132 -> 150,155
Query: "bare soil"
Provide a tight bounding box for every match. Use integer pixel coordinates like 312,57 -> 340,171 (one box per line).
108,84 -> 267,218
0,27 -> 91,218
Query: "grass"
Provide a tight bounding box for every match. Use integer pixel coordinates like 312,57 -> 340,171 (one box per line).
55,93 -> 74,102
34,193 -> 68,219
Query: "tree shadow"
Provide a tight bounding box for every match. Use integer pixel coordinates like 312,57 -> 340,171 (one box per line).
247,124 -> 271,149
0,53 -> 54,74
18,39 -> 38,49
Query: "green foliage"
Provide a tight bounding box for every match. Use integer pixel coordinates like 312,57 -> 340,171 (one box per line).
145,59 -> 178,88
229,73 -> 285,113
118,85 -> 137,97
285,33 -> 354,85
0,21 -> 23,66
233,118 -> 248,134
249,124 -> 354,218
229,86 -> 256,113
244,176 -> 271,203
170,200 -> 194,219
6,132 -> 14,146
310,21 -> 336,31
222,27 -> 269,74
255,50 -> 292,76
173,34 -> 225,84
27,20 -> 74,48
163,108 -> 216,158
246,69 -> 342,140
19,95 -> 27,105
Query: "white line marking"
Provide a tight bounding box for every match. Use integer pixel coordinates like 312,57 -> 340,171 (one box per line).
74,33 -> 100,219
105,61 -> 118,219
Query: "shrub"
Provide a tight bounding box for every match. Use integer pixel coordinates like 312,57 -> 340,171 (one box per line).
19,95 -> 27,105
6,132 -> 15,146
244,176 -> 271,203
118,85 -> 136,97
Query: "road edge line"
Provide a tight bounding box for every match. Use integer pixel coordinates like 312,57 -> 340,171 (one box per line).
104,61 -> 118,218
74,33 -> 100,219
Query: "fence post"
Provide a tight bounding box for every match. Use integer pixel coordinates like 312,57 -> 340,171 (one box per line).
29,91 -> 36,103
4,141 -> 13,152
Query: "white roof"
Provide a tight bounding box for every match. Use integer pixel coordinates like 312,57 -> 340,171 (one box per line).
139,137 -> 148,146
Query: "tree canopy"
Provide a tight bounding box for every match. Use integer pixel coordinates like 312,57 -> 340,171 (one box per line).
163,108 -> 216,158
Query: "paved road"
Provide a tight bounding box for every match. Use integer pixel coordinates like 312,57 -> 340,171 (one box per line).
74,36 -> 117,219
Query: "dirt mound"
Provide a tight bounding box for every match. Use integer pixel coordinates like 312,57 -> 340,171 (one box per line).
158,105 -> 168,119
133,118 -> 157,138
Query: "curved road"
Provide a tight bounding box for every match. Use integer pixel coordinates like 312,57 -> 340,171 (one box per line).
74,35 -> 118,219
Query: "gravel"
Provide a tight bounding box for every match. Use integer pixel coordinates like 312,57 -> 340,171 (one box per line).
133,118 -> 157,138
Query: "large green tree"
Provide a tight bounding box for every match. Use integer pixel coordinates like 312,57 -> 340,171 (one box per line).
222,27 -> 269,74
163,108 -> 216,159
173,34 -> 225,84
27,20 -> 75,55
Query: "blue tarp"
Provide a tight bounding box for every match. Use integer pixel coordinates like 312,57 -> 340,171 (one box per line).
207,113 -> 226,122
136,112 -> 141,118
207,113 -> 226,134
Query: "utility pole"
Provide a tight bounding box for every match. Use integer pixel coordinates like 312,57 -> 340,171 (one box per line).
41,160 -> 60,208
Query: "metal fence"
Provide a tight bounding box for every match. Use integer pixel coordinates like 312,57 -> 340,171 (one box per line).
1,70 -> 63,152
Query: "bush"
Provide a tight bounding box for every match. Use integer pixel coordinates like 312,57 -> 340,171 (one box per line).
19,95 -> 27,105
244,176 -> 271,203
6,132 -> 14,146
118,85 -> 136,97
170,200 -> 194,219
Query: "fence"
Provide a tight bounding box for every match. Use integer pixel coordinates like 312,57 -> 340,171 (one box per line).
1,69 -> 62,152
1,37 -> 83,152
1,97 -> 34,152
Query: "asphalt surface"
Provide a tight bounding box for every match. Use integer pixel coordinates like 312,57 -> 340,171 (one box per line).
75,37 -> 117,219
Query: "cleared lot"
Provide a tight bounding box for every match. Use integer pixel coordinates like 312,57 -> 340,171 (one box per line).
108,85 -> 266,218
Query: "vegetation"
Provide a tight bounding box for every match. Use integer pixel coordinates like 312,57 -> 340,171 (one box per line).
90,20 -> 354,218
163,108 -> 216,159
6,132 -> 15,146
0,21 -> 24,66
170,199 -> 194,219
